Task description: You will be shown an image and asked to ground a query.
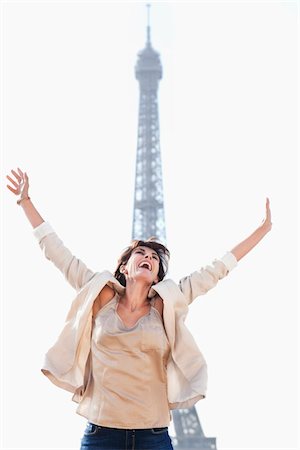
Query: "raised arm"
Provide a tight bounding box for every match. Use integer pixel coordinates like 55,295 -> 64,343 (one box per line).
179,198 -> 272,304
179,253 -> 237,305
230,197 -> 272,261
6,168 -> 95,291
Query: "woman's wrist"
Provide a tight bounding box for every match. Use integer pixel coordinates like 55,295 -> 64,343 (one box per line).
17,196 -> 31,205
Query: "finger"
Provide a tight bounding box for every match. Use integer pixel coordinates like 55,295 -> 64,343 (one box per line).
17,167 -> 24,177
6,175 -> 19,189
6,184 -> 18,194
11,169 -> 22,181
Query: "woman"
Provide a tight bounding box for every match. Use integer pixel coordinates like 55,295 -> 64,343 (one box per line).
6,167 -> 272,450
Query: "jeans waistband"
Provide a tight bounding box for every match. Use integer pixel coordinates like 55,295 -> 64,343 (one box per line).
89,422 -> 168,432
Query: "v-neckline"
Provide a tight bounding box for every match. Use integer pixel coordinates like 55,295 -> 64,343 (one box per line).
115,295 -> 153,329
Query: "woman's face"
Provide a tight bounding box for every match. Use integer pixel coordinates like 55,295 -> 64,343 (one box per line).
122,246 -> 160,285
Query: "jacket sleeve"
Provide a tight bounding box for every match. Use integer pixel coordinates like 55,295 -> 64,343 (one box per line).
178,252 -> 238,305
33,221 -> 96,291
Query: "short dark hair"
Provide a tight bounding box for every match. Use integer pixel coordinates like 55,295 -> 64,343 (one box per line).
114,237 -> 170,287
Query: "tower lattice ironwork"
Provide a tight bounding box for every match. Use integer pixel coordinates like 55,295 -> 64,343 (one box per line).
131,5 -> 166,244
131,5 -> 217,450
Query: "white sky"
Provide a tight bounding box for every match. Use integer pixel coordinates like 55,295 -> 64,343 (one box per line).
1,1 -> 298,449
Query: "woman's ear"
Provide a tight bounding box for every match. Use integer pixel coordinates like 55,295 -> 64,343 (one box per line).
153,276 -> 159,285
120,265 -> 128,275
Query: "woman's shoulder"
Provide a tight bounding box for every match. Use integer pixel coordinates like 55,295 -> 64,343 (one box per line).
93,284 -> 116,317
151,295 -> 164,317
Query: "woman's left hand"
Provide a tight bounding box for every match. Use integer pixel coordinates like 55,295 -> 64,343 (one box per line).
260,197 -> 272,233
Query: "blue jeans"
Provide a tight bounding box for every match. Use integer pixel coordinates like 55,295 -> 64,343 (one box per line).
80,422 -> 174,450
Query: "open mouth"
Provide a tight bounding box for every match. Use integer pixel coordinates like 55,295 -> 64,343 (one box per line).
138,262 -> 152,271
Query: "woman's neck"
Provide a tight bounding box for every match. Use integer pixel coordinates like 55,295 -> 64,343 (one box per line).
120,280 -> 152,312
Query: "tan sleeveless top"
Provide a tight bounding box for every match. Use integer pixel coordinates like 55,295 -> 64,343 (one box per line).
76,292 -> 171,429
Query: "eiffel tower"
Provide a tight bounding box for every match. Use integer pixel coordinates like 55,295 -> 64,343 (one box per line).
131,4 -> 217,450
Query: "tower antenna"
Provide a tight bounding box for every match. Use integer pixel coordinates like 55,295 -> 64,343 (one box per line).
146,3 -> 151,45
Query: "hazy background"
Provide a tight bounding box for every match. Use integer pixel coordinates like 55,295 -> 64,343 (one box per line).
1,1 -> 298,449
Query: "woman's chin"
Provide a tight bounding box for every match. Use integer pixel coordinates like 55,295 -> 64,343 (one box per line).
134,270 -> 156,285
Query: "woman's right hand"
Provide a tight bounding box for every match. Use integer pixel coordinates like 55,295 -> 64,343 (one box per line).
6,168 -> 30,201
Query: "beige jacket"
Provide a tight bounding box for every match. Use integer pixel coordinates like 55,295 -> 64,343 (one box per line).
34,222 -> 237,410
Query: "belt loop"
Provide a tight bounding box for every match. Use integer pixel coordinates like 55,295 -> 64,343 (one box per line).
131,429 -> 135,450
